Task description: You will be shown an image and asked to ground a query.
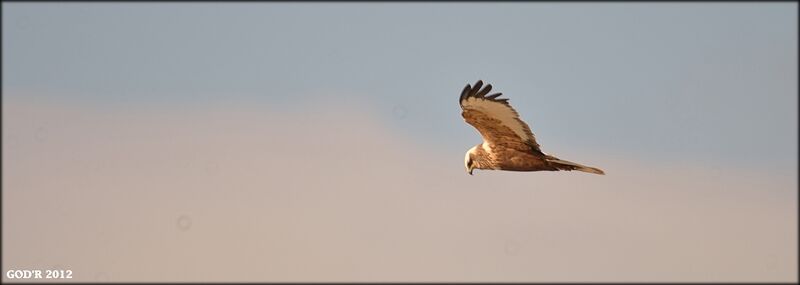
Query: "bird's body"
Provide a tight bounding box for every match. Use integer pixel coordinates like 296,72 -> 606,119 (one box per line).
460,80 -> 604,175
466,144 -> 556,171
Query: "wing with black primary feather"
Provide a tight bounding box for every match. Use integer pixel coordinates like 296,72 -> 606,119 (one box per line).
459,80 -> 543,154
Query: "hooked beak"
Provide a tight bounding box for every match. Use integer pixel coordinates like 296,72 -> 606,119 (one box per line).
468,167 -> 474,176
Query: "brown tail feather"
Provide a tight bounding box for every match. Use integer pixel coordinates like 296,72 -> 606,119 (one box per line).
546,156 -> 605,175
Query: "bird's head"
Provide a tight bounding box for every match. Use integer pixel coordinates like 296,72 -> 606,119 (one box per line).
464,146 -> 478,175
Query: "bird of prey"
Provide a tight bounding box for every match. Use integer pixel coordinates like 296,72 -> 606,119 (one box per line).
460,80 -> 605,175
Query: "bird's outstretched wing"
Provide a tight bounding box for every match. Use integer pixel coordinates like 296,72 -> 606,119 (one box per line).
459,80 -> 543,154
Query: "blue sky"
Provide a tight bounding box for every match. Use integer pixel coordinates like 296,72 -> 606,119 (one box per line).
2,3 -> 798,282
4,2 -> 797,172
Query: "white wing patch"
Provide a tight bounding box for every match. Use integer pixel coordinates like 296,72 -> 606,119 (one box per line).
461,96 -> 532,142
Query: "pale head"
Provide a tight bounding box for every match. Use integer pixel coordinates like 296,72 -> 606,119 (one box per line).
464,145 -> 478,175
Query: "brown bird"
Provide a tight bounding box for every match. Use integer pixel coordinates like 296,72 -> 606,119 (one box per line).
460,80 -> 605,175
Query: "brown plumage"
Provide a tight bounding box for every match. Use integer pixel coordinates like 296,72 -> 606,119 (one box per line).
460,80 -> 605,175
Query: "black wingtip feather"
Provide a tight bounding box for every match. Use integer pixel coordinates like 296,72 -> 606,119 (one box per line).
459,81 -> 510,106
472,80 -> 483,95
476,84 -> 493,97
460,84 -> 471,103
485,93 -> 502,100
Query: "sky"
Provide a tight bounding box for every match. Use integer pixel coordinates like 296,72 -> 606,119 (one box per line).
2,2 -> 798,282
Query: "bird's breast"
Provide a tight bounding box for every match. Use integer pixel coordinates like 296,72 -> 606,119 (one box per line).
491,148 -> 552,171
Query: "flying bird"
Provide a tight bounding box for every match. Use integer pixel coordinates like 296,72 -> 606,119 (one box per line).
460,80 -> 605,175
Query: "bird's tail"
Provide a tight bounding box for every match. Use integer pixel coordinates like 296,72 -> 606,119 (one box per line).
545,156 -> 605,175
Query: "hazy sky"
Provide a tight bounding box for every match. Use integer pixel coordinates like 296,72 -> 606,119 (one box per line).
2,2 -> 797,282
